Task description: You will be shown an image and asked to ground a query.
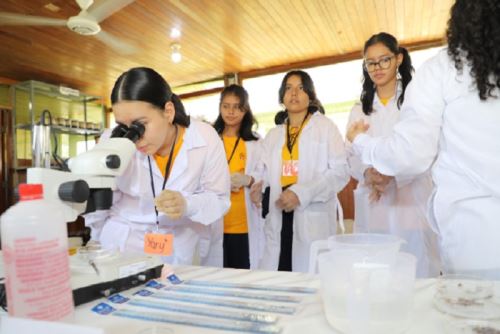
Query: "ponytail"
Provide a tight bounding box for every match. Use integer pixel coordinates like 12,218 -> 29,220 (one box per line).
170,93 -> 190,127
308,99 -> 325,114
360,72 -> 376,115
397,47 -> 413,109
274,110 -> 287,125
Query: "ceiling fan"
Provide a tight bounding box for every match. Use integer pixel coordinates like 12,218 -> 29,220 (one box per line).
0,0 -> 137,54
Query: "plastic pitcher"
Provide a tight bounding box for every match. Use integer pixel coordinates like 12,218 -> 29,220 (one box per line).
309,233 -> 404,274
318,249 -> 416,334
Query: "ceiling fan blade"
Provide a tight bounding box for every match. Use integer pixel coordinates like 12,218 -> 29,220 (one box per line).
0,12 -> 67,26
94,30 -> 137,55
87,0 -> 135,23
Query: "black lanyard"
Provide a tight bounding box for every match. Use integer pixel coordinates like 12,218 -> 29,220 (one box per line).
147,124 -> 178,225
286,114 -> 308,156
223,136 -> 241,164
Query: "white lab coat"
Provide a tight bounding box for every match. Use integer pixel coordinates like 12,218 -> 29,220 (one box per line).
84,120 -> 231,267
352,49 -> 500,278
240,140 -> 266,269
254,112 -> 350,272
346,87 -> 441,278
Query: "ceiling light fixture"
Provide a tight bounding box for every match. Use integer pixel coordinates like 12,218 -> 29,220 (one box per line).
170,42 -> 182,63
170,27 -> 181,39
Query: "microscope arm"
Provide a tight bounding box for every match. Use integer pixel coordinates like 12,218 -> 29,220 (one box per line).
27,137 -> 136,222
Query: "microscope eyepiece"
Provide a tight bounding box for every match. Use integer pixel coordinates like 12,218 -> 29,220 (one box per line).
124,121 -> 145,143
110,123 -> 128,138
110,121 -> 145,143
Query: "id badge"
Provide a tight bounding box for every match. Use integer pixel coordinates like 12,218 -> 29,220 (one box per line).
282,159 -> 299,177
144,232 -> 173,256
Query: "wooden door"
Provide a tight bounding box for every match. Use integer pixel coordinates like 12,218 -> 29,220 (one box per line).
0,106 -> 13,215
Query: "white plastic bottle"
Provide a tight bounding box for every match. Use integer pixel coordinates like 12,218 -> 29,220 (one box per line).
1,184 -> 74,320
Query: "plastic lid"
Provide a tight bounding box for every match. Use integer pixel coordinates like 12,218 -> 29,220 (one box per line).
19,183 -> 44,201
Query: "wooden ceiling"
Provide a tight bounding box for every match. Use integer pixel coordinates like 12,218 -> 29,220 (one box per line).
0,0 -> 453,102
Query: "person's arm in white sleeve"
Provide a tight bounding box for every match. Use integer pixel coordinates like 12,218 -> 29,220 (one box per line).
394,173 -> 420,188
291,120 -> 350,210
345,104 -> 371,184
249,133 -> 271,189
183,131 -> 231,225
352,55 -> 446,176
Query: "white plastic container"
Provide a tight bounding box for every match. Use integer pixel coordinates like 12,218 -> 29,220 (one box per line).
318,249 -> 416,334
308,233 -> 404,274
1,184 -> 74,320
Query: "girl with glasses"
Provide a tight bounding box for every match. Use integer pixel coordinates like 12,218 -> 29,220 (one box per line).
84,67 -> 230,266
348,0 -> 500,279
213,84 -> 265,269
346,32 -> 441,278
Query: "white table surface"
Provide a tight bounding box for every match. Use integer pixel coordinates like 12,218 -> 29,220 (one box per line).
2,263 -> 499,333
69,265 -> 454,334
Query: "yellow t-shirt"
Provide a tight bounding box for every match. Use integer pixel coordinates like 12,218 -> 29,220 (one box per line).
154,126 -> 185,177
222,136 -> 248,234
379,96 -> 392,106
281,117 -> 309,187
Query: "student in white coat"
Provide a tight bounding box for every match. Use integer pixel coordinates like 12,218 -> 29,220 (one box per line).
251,70 -> 350,272
346,32 -> 441,278
84,67 -> 230,266
347,0 -> 500,279
213,84 -> 264,269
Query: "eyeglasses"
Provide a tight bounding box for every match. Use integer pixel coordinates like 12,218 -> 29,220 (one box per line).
363,55 -> 395,72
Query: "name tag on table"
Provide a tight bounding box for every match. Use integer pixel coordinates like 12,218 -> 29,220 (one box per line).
144,233 -> 173,255
282,160 -> 299,177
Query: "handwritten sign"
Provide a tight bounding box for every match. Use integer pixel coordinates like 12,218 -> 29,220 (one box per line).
144,233 -> 173,255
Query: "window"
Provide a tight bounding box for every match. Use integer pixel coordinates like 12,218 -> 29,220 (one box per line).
182,93 -> 221,124
243,46 -> 442,138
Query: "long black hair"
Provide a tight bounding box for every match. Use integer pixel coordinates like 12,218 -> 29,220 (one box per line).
111,67 -> 190,127
213,84 -> 258,141
275,70 -> 325,125
360,32 -> 413,116
447,0 -> 500,100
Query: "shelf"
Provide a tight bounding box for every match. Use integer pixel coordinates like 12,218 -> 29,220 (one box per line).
13,80 -> 101,103
16,123 -> 103,136
10,80 -> 105,200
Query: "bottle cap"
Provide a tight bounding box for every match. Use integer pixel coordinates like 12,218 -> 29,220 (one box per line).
19,183 -> 43,201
